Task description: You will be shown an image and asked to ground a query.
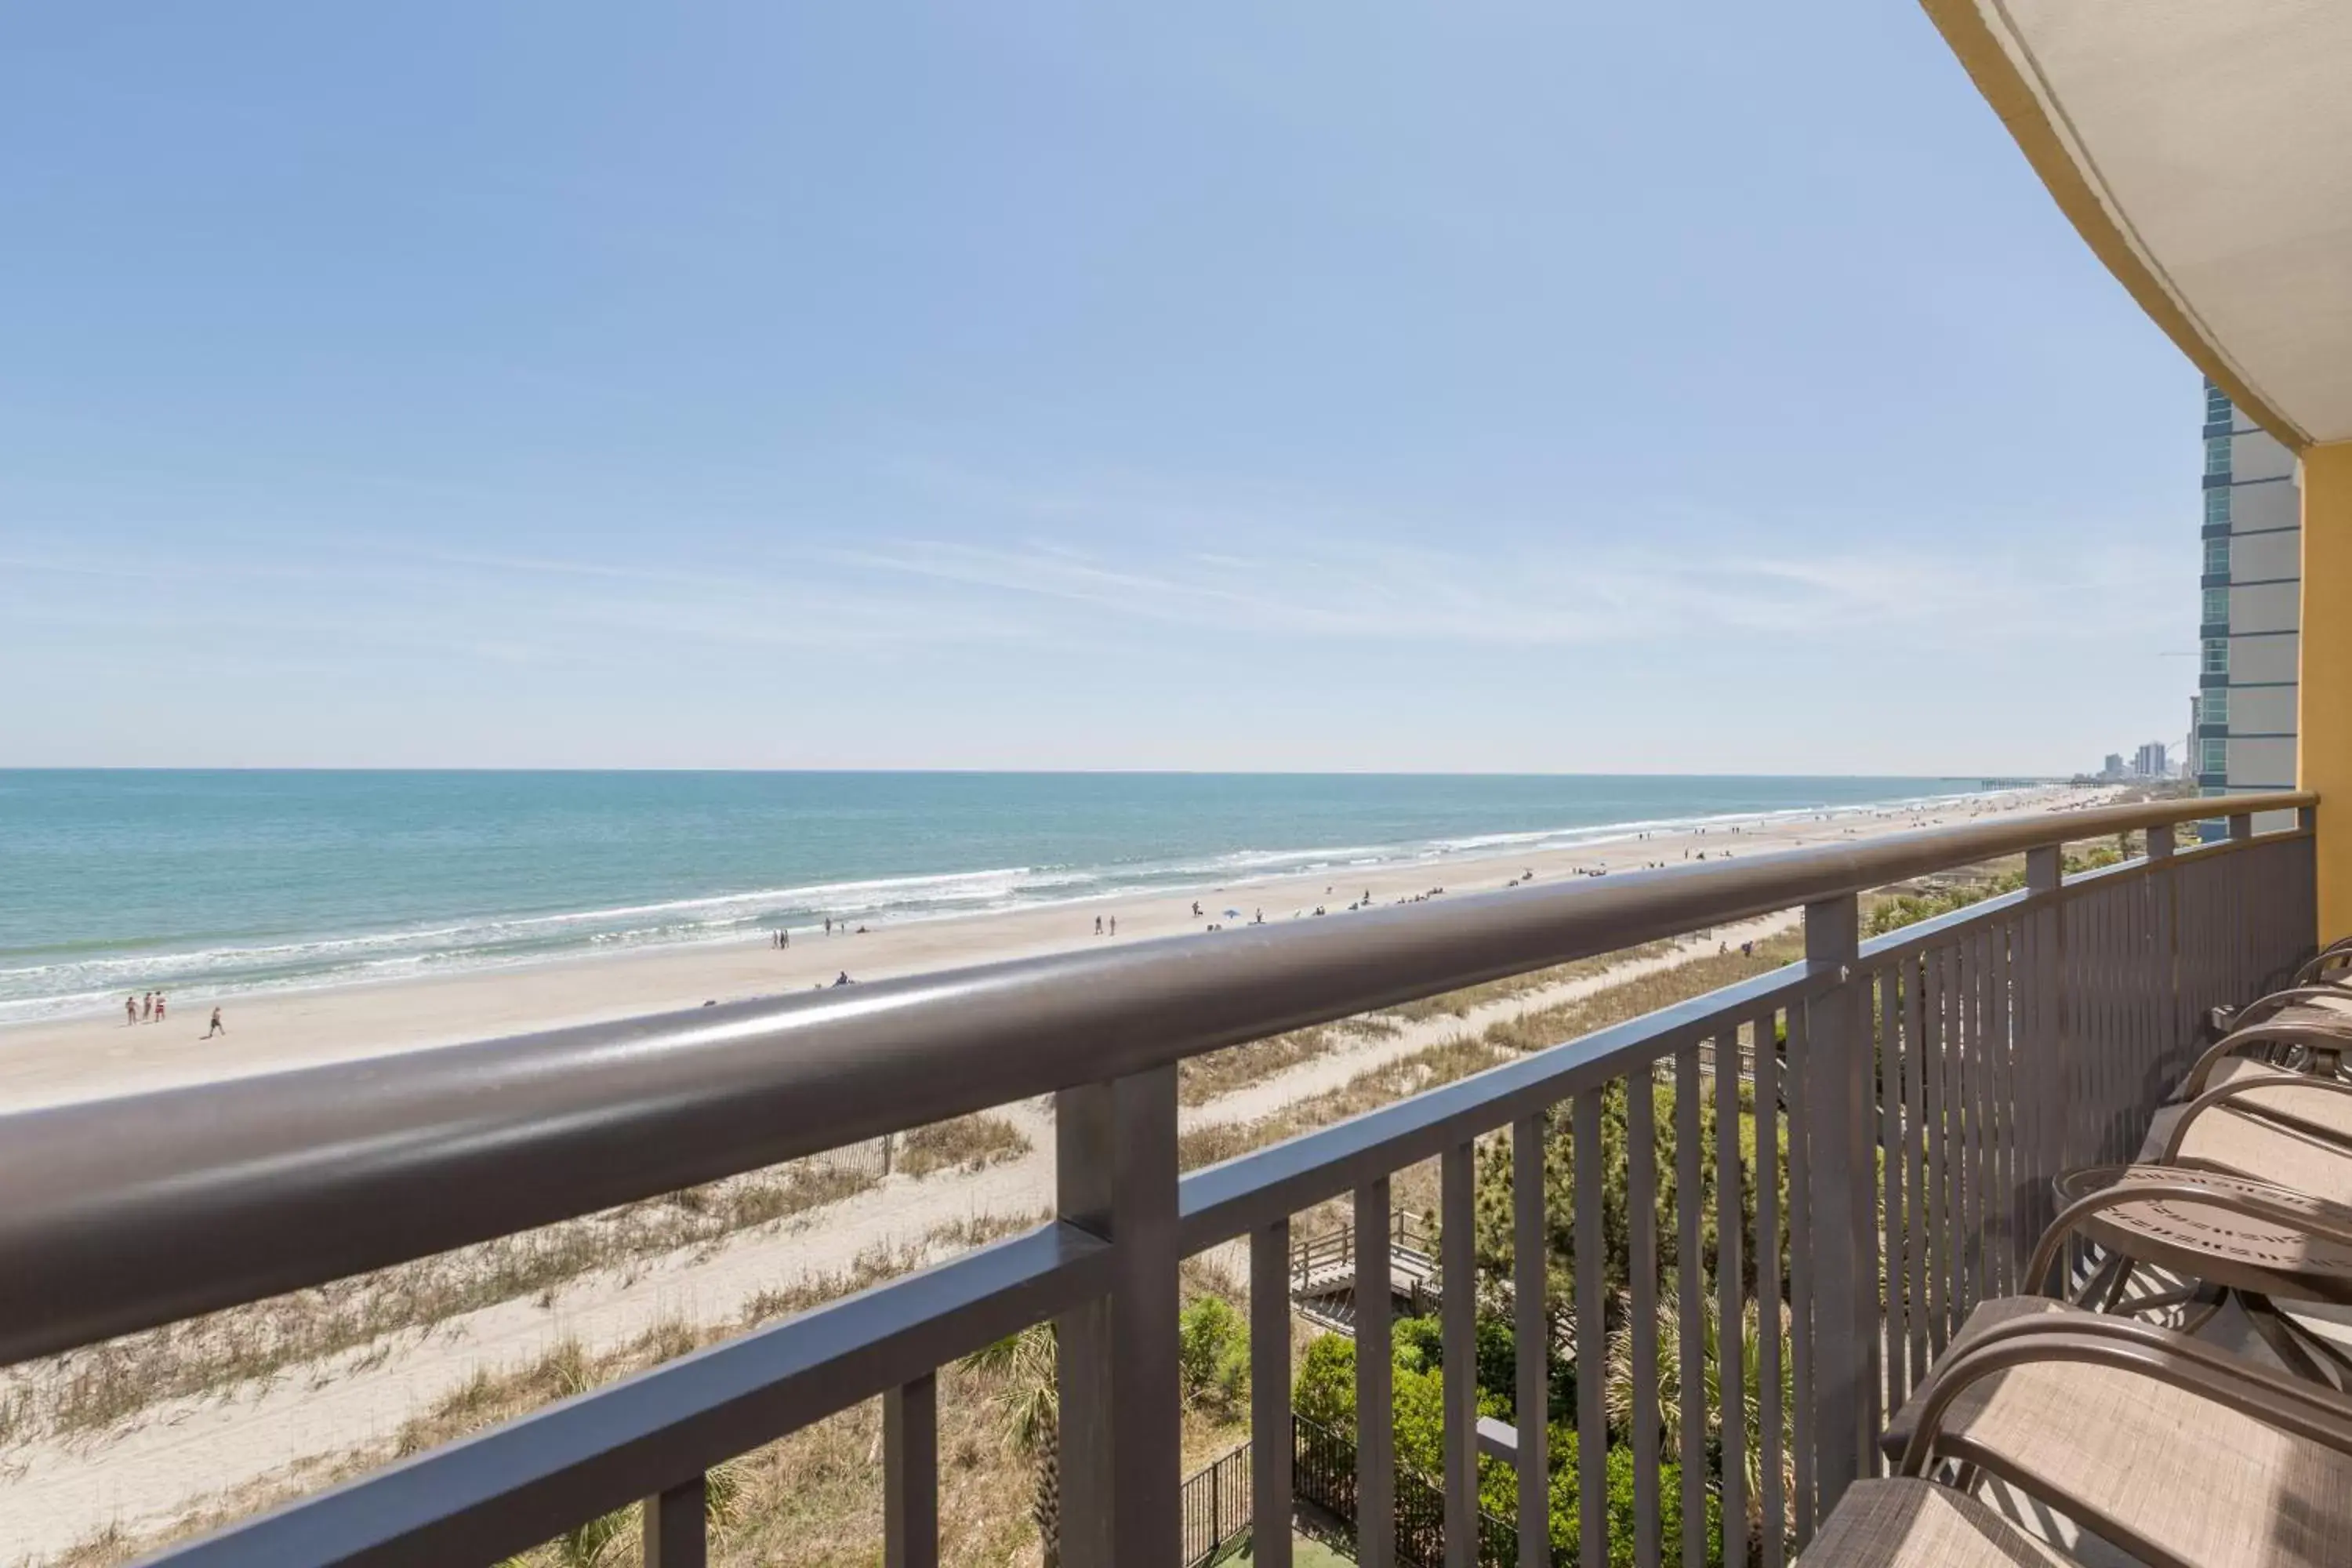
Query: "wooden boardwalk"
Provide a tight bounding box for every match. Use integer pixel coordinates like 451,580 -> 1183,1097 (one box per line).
1288,1211 -> 1443,1331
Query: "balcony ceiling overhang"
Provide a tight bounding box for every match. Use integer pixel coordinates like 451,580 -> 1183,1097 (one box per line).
1923,0 -> 2352,449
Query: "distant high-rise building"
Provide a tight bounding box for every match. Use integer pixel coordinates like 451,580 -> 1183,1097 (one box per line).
2198,377 -> 2301,833
2103,752 -> 2126,781
2133,741 -> 2168,779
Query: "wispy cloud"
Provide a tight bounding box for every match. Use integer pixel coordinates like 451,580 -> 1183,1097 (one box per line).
1,491 -> 2184,673
815,530 -> 2179,649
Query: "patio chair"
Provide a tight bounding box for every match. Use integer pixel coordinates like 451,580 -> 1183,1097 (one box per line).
2186,998 -> 2352,1095
1883,1308 -> 2352,1567
1795,1478 -> 2074,1566
1882,1169 -> 2352,1463
2206,933 -> 2352,1040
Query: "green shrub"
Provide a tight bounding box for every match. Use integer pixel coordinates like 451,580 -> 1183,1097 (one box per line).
1294,1331 -> 1356,1429
1295,1325 -> 1719,1568
1547,1432 -> 1719,1568
1178,1295 -> 1249,1415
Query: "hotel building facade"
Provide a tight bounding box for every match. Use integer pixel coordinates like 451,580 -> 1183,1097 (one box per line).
2199,376 -> 2302,829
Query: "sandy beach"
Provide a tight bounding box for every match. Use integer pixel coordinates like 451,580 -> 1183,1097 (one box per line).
0,782 -> 2114,1563
0,786 -> 2096,1113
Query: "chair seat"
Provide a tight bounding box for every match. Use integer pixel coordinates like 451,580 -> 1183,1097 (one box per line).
2202,1058 -> 2352,1145
1797,1479 -> 2071,1566
2174,1105 -> 2352,1207
1882,1297 -> 2080,1462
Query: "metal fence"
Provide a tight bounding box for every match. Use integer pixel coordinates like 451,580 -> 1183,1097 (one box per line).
0,793 -> 2318,1568
1294,1415 -> 1515,1568
1180,1441 -> 1252,1568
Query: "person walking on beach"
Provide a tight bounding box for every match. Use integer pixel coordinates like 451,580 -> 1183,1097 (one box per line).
1094,915 -> 1103,936
1109,916 -> 1117,936
205,1007 -> 225,1038
154,993 -> 165,1022
125,994 -> 138,1026
140,992 -> 153,1022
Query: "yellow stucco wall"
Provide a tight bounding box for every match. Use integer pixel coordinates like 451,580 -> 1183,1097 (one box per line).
2303,443 -> 2352,941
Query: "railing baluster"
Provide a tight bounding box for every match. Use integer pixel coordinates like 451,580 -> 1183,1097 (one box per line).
1575,1089 -> 1607,1568
1802,891 -> 1864,1518
1714,1032 -> 1748,1566
1515,1112 -> 1554,1568
1956,937 -> 1980,1315
2154,861 -> 2172,1098
1987,921 -> 2008,1290
1056,1069 -> 1181,1568
1873,971 -> 1900,1421
1926,944 -> 1953,1349
2026,844 -> 2064,1250
1675,1044 -> 1706,1568
2066,886 -> 2088,1171
1783,1004 -> 1815,1544
1756,1011 -> 1787,1568
644,1474 -> 708,1568
885,1374 -> 938,1568
1901,954 -> 1927,1389
2089,882 -> 2102,1149
2230,812 -> 2254,998
2092,887 -> 2113,1162
1443,1142 -> 1479,1568
1356,1175 -> 1395,1568
1969,928 -> 1992,1308
1986,921 -> 2015,1297
2010,907 -> 2039,1266
2098,877 -> 2114,1152
1251,1219 -> 1294,1568
1625,1084 -> 1660,1568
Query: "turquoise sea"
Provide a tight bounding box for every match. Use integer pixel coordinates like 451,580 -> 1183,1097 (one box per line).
0,771 -> 1999,1023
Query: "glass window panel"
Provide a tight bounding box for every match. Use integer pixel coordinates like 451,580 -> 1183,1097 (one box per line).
2203,639 -> 2230,674
2202,738 -> 2228,774
2206,386 -> 2232,424
2206,488 -> 2232,527
2205,536 -> 2231,575
2204,688 -> 2229,727
2205,436 -> 2232,476
2204,586 -> 2230,624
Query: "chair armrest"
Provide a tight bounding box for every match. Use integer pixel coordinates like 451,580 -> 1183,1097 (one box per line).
2292,946 -> 2352,988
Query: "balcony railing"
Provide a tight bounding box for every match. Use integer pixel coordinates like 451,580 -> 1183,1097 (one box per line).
0,792 -> 2319,1567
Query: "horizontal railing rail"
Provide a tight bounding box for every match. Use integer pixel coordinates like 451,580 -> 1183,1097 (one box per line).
2,792 -> 2296,1367
0,790 -> 2319,1568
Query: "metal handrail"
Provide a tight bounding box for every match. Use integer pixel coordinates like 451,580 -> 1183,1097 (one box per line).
0,789 -> 2310,1367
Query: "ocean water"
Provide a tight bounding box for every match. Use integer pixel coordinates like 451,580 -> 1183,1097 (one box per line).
0,771 -> 1996,1023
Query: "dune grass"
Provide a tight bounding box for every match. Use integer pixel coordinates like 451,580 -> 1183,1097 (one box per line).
895,1111 -> 1033,1177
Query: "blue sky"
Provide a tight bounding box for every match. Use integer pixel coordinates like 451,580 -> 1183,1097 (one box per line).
2,3 -> 2205,774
